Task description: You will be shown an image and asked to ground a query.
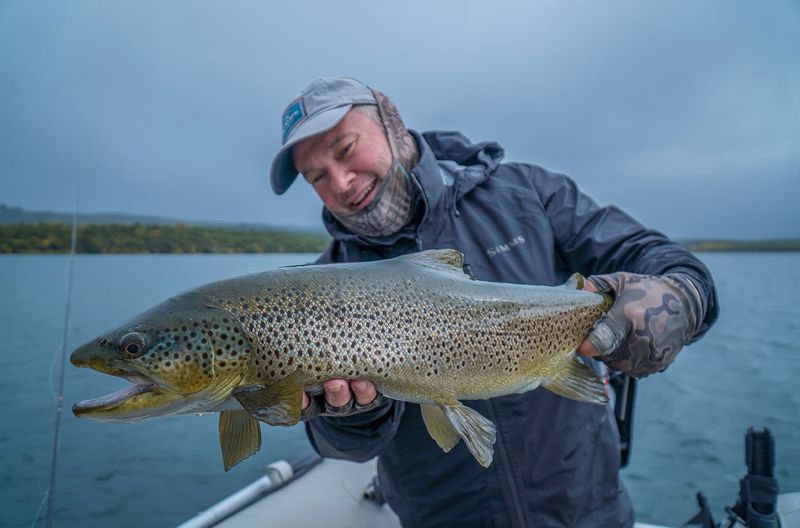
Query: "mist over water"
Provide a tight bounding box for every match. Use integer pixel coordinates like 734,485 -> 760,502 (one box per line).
1,252 -> 797,527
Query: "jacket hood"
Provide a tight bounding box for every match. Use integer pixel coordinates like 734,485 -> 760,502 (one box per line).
321,130 -> 505,248
420,130 -> 505,173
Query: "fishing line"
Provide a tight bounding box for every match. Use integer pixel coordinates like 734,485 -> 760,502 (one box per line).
30,487 -> 50,528
47,249 -> 78,399
40,193 -> 79,528
46,261 -> 77,401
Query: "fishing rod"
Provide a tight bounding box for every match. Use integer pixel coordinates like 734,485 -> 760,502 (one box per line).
43,194 -> 79,528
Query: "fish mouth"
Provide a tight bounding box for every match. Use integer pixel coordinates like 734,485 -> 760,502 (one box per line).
71,362 -> 187,421
72,373 -> 156,416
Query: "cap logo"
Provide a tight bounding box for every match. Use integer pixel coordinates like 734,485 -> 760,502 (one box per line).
282,97 -> 306,143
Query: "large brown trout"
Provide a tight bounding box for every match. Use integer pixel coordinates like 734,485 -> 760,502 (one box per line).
71,249 -> 611,470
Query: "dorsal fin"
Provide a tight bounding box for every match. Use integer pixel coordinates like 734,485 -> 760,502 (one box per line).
403,249 -> 465,271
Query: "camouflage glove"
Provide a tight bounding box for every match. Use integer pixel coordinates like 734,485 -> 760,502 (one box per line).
586,272 -> 706,378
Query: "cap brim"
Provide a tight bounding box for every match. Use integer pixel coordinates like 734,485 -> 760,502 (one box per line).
269,104 -> 353,195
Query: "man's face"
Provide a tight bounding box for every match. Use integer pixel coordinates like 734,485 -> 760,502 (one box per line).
292,109 -> 392,217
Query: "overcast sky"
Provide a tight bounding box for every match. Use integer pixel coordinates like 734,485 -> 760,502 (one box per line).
1,1 -> 798,239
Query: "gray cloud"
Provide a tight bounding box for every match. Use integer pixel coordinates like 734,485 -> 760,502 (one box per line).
1,0 -> 798,238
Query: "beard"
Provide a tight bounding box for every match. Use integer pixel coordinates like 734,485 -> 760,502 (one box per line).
331,160 -> 418,237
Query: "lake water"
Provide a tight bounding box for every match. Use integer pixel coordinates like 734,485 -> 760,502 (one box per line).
1,253 -> 798,528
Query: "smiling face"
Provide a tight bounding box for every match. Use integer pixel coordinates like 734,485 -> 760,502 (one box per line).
292,108 -> 392,217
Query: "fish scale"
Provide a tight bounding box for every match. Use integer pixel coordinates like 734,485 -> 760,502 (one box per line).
71,249 -> 611,470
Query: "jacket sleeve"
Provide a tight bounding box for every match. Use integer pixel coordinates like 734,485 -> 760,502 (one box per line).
526,165 -> 719,342
302,243 -> 406,462
305,400 -> 406,462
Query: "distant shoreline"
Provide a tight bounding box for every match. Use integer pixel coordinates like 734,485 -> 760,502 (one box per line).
0,222 -> 330,254
680,240 -> 800,252
1,221 -> 798,254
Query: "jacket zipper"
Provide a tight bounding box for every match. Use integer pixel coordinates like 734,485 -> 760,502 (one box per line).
486,400 -> 527,527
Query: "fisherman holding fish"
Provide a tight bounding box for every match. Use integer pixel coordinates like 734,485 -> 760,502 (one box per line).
268,77 -> 718,527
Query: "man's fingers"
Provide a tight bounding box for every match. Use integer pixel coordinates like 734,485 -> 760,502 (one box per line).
302,391 -> 310,410
323,379 -> 352,408
577,337 -> 600,357
351,380 -> 377,406
583,280 -> 599,293
588,318 -> 625,356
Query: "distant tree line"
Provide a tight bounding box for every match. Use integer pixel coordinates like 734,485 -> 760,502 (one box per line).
0,223 -> 330,254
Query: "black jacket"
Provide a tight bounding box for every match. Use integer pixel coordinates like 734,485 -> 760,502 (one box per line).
306,130 -> 718,527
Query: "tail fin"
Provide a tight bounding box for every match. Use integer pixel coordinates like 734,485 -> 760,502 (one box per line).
562,273 -> 585,290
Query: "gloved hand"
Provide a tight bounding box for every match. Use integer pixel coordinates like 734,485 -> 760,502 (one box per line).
577,272 -> 706,378
300,379 -> 384,420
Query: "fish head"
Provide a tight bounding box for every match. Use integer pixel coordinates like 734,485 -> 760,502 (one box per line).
71,293 -> 251,422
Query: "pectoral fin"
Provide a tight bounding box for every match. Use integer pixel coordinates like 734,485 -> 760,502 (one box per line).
219,410 -> 261,471
421,401 -> 497,468
420,404 -> 460,452
233,371 -> 304,426
543,356 -> 609,405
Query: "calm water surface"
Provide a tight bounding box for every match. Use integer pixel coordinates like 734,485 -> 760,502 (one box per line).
1,253 -> 798,527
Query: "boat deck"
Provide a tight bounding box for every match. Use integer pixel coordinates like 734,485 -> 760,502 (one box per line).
202,457 -> 672,528
218,458 -> 400,528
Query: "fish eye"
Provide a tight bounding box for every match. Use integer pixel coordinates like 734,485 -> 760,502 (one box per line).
119,332 -> 147,358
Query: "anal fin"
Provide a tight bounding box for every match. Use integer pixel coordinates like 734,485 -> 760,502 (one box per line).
543,356 -> 609,405
421,401 -> 497,468
421,404 -> 460,452
219,410 -> 261,471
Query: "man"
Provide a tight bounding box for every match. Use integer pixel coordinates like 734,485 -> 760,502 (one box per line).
269,77 -> 718,527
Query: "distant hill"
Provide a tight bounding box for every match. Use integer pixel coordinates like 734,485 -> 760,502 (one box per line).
0,203 -> 323,234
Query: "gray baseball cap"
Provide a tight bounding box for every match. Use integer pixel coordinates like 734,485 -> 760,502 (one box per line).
269,77 -> 377,195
